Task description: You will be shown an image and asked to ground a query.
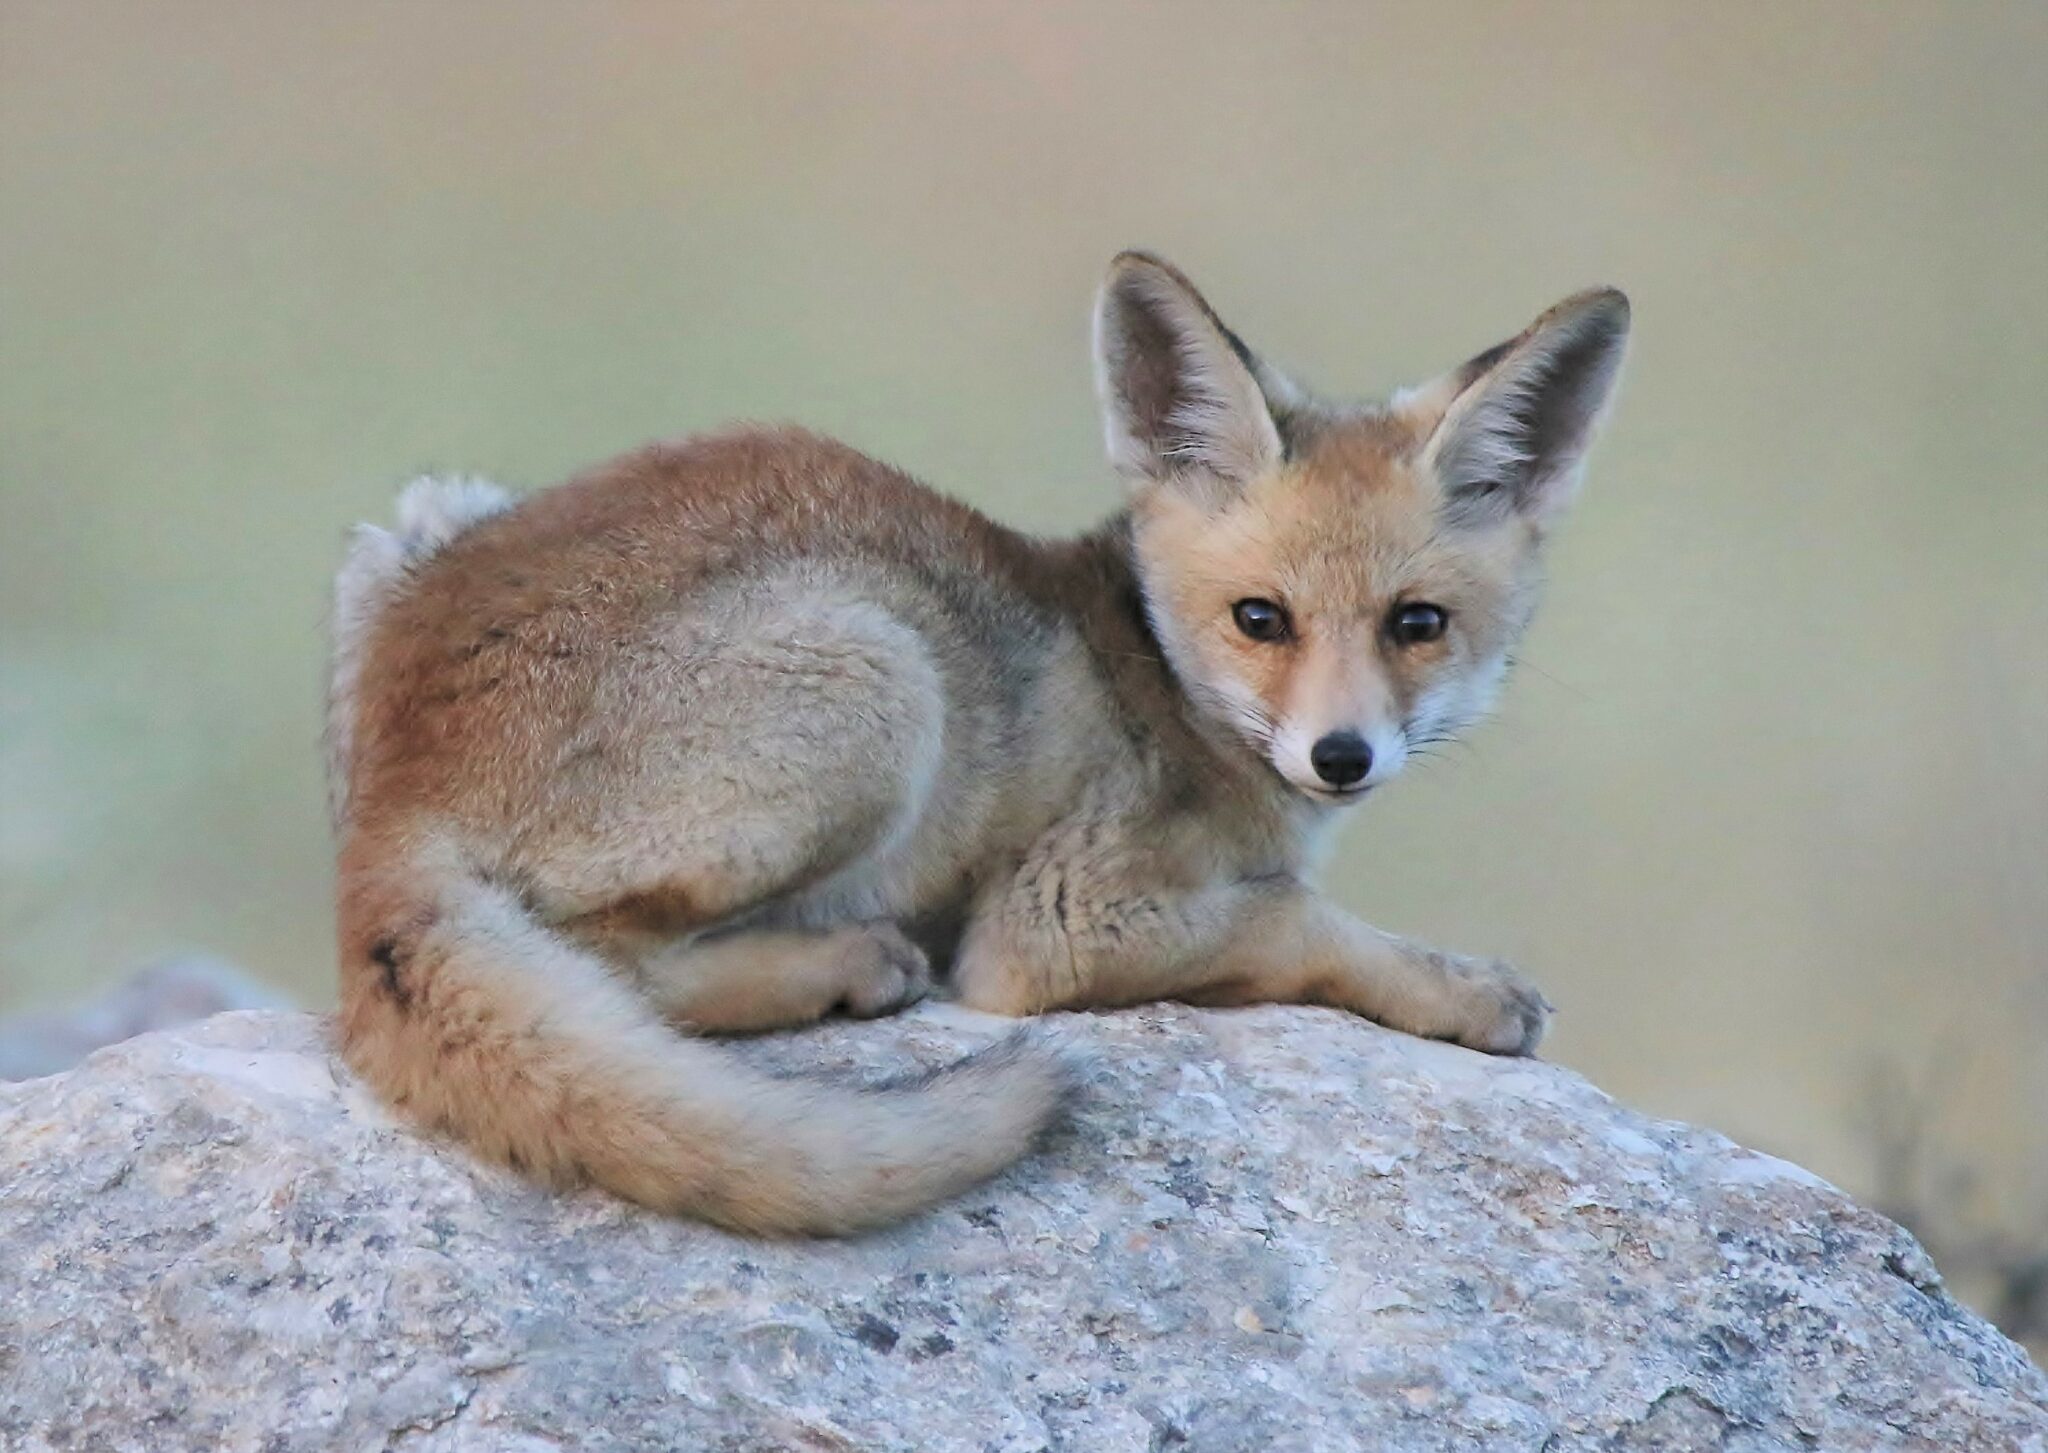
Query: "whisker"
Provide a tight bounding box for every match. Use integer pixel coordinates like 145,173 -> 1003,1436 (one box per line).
1509,652 -> 1588,700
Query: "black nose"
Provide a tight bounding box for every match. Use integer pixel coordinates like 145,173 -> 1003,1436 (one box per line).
1309,731 -> 1373,788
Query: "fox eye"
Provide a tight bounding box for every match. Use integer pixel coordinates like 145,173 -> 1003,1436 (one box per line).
1390,602 -> 1449,645
1232,598 -> 1291,642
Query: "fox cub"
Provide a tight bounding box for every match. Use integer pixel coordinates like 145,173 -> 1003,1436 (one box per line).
329,253 -> 1629,1234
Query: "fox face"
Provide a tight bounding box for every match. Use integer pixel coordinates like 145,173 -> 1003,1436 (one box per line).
1095,254 -> 1628,802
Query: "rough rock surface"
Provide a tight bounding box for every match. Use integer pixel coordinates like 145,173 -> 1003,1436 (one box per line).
2,1006 -> 2043,1452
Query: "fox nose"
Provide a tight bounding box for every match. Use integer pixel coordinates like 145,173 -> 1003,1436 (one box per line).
1309,731 -> 1373,788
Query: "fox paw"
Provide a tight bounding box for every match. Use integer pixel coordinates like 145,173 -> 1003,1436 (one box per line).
826,923 -> 933,1019
1441,955 -> 1552,1057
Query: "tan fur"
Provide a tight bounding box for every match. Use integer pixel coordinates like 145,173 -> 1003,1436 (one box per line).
330,253 -> 1629,1234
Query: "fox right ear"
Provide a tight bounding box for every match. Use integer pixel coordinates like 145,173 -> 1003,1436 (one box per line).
1421,287 -> 1631,527
1093,253 -> 1285,499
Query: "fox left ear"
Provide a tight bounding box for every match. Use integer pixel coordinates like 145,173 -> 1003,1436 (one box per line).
1421,288 -> 1631,526
1093,252 -> 1290,502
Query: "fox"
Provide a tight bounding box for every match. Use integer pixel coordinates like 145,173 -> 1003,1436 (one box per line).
328,252 -> 1630,1235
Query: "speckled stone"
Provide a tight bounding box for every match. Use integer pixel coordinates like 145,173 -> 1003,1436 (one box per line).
2,1005 -> 2043,1452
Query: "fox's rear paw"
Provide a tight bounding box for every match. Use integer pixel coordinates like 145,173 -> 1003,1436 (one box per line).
828,923 -> 933,1019
1444,956 -> 1552,1057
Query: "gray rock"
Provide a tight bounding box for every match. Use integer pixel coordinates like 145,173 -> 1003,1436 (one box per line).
0,956 -> 290,1081
1,1005 -> 2043,1452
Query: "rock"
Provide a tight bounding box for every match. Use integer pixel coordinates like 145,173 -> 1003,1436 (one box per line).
0,957 -> 289,1081
2,1005 -> 2043,1452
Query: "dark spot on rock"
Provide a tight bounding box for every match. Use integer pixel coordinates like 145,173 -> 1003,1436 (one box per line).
964,1205 -> 1001,1230
911,1331 -> 954,1360
849,1314 -> 899,1353
327,1297 -> 351,1326
1881,1249 -> 1940,1295
1693,1323 -> 1758,1375
1165,1156 -> 1210,1209
1150,1419 -> 1190,1450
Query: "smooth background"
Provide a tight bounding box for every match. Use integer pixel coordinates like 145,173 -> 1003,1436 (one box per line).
4,2 -> 2043,1337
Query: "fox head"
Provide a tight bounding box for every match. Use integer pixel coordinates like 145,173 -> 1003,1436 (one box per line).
1095,252 -> 1629,803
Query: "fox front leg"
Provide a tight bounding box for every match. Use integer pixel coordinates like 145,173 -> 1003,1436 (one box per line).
949,826 -> 1247,1019
955,867 -> 1549,1057
1190,885 -> 1553,1056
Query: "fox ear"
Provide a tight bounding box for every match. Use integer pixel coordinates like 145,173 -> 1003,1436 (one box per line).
1421,288 -> 1630,526
1093,252 -> 1286,498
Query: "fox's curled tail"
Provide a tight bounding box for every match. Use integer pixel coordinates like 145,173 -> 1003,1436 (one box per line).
327,479 -> 1077,1236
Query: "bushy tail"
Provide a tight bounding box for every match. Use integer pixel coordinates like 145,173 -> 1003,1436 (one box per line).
326,475 -> 514,827
336,846 -> 1076,1235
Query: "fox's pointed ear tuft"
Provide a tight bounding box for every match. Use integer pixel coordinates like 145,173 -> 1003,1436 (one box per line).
1422,287 -> 1630,526
1093,252 -> 1285,498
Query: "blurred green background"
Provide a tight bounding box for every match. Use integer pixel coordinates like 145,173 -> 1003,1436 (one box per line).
3,1 -> 2044,1334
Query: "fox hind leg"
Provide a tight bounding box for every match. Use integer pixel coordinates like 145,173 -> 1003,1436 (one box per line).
636,922 -> 932,1034
530,584 -> 950,1024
